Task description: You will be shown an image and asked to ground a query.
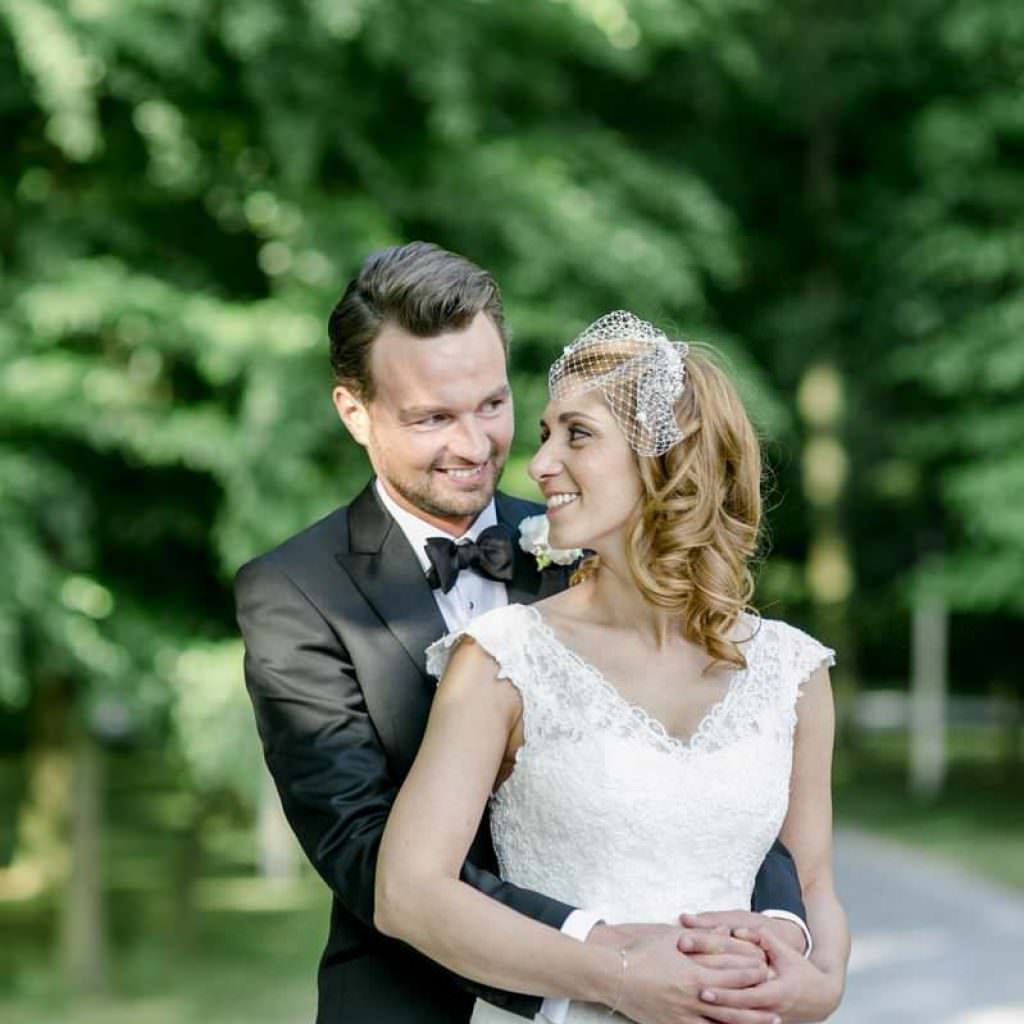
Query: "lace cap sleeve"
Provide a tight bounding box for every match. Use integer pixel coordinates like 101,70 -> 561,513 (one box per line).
784,622 -> 836,699
424,605 -> 530,685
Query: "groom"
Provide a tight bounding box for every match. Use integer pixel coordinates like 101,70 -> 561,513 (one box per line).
235,242 -> 811,1024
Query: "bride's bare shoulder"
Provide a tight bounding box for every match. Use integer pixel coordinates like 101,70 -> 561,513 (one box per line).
531,583 -> 594,627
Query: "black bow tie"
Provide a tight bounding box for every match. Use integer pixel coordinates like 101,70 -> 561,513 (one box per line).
424,525 -> 516,594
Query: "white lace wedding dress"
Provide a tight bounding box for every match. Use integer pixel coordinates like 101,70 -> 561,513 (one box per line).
426,602 -> 834,1024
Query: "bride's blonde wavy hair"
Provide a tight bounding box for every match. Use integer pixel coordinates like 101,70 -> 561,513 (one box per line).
567,342 -> 762,670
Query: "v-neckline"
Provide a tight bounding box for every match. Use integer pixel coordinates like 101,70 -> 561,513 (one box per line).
523,604 -> 759,754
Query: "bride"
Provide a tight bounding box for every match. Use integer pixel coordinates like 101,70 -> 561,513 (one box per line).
375,312 -> 848,1023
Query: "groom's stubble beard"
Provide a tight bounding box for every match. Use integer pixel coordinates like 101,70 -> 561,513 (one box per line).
384,442 -> 508,522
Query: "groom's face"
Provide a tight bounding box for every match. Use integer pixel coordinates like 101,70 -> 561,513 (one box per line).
333,312 -> 513,534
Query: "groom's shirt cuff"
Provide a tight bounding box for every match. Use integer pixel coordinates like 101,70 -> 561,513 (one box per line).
761,909 -> 813,958
539,910 -> 603,1023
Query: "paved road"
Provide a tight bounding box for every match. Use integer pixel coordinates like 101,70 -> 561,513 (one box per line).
832,828 -> 1024,1024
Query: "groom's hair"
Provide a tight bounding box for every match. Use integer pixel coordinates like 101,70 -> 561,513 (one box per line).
328,241 -> 508,400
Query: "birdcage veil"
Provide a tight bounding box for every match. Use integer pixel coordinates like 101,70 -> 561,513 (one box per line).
548,310 -> 689,457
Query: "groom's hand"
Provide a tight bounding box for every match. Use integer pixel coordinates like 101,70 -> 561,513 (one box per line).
589,920 -> 769,969
678,926 -> 769,969
680,911 -> 807,956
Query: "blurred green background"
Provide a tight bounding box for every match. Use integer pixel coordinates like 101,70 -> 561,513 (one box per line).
1,1 -> 1022,1021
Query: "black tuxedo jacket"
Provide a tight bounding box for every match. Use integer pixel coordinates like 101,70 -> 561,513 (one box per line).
235,481 -> 805,1024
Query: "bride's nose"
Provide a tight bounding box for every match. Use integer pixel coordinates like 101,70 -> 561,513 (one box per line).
528,440 -> 561,484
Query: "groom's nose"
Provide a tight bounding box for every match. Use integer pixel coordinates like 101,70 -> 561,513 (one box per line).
448,416 -> 492,463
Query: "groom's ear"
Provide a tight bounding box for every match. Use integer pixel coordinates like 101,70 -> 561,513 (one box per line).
332,385 -> 371,447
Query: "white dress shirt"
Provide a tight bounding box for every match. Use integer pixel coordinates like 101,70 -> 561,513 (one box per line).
374,480 -> 508,631
375,480 -> 810,1021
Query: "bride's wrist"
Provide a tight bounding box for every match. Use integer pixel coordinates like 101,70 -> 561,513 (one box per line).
585,922 -> 618,949
580,941 -> 627,1008
791,964 -> 844,1022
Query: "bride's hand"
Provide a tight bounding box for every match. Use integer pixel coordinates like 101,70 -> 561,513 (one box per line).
588,922 -> 678,948
696,928 -> 843,1024
615,928 -> 780,1024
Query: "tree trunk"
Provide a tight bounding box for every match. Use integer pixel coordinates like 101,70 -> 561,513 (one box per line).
2,681 -> 71,899
60,716 -> 106,994
909,593 -> 948,800
798,360 -> 858,752
991,682 -> 1022,781
172,793 -> 211,955
257,769 -> 297,880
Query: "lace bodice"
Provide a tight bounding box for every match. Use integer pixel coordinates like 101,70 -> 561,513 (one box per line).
426,603 -> 834,1023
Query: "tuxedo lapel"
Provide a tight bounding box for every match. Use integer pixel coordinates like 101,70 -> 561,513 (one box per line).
494,493 -> 566,605
335,482 -> 446,676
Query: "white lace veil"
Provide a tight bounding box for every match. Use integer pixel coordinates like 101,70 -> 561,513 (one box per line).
548,310 -> 689,457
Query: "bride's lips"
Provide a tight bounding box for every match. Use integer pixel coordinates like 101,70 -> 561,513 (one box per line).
545,492 -> 580,517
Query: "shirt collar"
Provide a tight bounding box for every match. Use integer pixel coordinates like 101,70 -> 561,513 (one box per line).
374,478 -> 498,576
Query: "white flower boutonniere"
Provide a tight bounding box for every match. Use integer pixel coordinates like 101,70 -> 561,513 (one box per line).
518,514 -> 583,571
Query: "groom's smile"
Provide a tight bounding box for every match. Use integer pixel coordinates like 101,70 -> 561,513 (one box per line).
435,461 -> 492,485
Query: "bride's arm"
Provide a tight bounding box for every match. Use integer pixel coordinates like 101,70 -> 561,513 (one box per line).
779,664 -> 849,1011
374,637 -> 620,1003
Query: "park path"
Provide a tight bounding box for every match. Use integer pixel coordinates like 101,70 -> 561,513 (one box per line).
831,828 -> 1024,1024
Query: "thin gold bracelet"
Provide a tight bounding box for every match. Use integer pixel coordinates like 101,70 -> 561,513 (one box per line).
607,947 -> 628,1018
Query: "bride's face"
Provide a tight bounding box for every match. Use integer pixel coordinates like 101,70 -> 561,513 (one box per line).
528,391 -> 643,555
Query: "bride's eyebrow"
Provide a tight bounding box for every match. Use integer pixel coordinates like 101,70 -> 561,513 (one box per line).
538,410 -> 599,431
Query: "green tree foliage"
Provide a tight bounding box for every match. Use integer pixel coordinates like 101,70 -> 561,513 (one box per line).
876,2 -> 1024,614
